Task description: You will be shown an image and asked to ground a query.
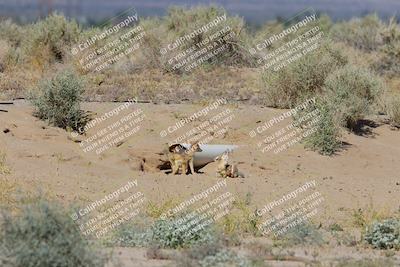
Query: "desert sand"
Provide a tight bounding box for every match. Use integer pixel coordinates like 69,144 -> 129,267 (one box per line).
1,100 -> 400,266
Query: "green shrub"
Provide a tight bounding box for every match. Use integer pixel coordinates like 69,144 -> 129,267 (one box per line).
275,222 -> 325,247
113,215 -> 218,249
30,70 -> 89,131
323,65 -> 385,130
387,95 -> 400,128
298,98 -> 342,155
136,18 -> 164,69
262,43 -> 347,108
151,216 -> 217,249
330,14 -> 383,51
0,200 -> 106,267
0,19 -> 25,47
112,222 -> 152,247
165,6 -> 254,69
364,218 -> 400,249
375,18 -> 400,76
25,13 -> 81,63
137,6 -> 254,72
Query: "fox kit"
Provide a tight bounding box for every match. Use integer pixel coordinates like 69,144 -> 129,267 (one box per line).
169,142 -> 202,175
214,151 -> 244,178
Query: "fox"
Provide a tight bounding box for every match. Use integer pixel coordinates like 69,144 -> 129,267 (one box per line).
168,142 -> 202,175
214,151 -> 244,178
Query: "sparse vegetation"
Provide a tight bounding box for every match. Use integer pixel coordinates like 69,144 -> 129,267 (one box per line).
330,14 -> 384,51
30,69 -> 89,131
375,17 -> 400,76
323,65 -> 385,131
22,14 -> 80,67
274,222 -> 325,247
151,216 -> 217,249
387,95 -> 400,128
0,200 -> 107,267
113,215 -> 217,249
176,243 -> 258,267
0,178 -> 15,206
336,258 -> 396,267
262,43 -> 347,108
1,7 -> 400,267
297,98 -> 342,155
0,151 -> 10,175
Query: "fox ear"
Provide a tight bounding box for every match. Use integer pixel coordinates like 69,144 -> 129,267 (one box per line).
214,155 -> 221,161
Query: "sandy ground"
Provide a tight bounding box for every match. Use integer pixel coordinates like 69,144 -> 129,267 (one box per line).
1,100 -> 400,266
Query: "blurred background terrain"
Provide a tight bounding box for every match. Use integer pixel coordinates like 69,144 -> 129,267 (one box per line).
1,0 -> 399,25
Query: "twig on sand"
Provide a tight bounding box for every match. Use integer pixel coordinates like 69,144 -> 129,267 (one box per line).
264,255 -> 314,264
0,109 -> 8,112
0,102 -> 13,105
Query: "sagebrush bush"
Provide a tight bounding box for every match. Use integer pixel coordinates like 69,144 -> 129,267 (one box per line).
0,40 -> 10,72
0,200 -> 106,267
136,18 -> 164,69
262,43 -> 347,108
30,70 -> 89,131
25,13 -> 81,64
375,17 -> 400,77
0,19 -> 25,47
296,98 -> 342,155
113,222 -> 152,247
278,222 -> 325,246
165,6 -> 254,69
151,216 -> 217,249
323,65 -> 385,130
387,95 -> 400,128
137,5 -> 254,72
113,215 -> 218,249
364,218 -> 400,249
330,14 -> 383,51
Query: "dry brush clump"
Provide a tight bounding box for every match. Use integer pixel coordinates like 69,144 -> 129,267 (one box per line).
323,65 -> 385,131
0,151 -> 10,175
136,5 -> 255,72
289,63 -> 385,155
375,17 -> 400,77
386,95 -> 400,128
262,43 -> 348,109
330,14 -> 384,52
22,13 -> 81,67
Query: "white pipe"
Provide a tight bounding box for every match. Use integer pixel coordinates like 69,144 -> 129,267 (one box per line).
182,144 -> 238,168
